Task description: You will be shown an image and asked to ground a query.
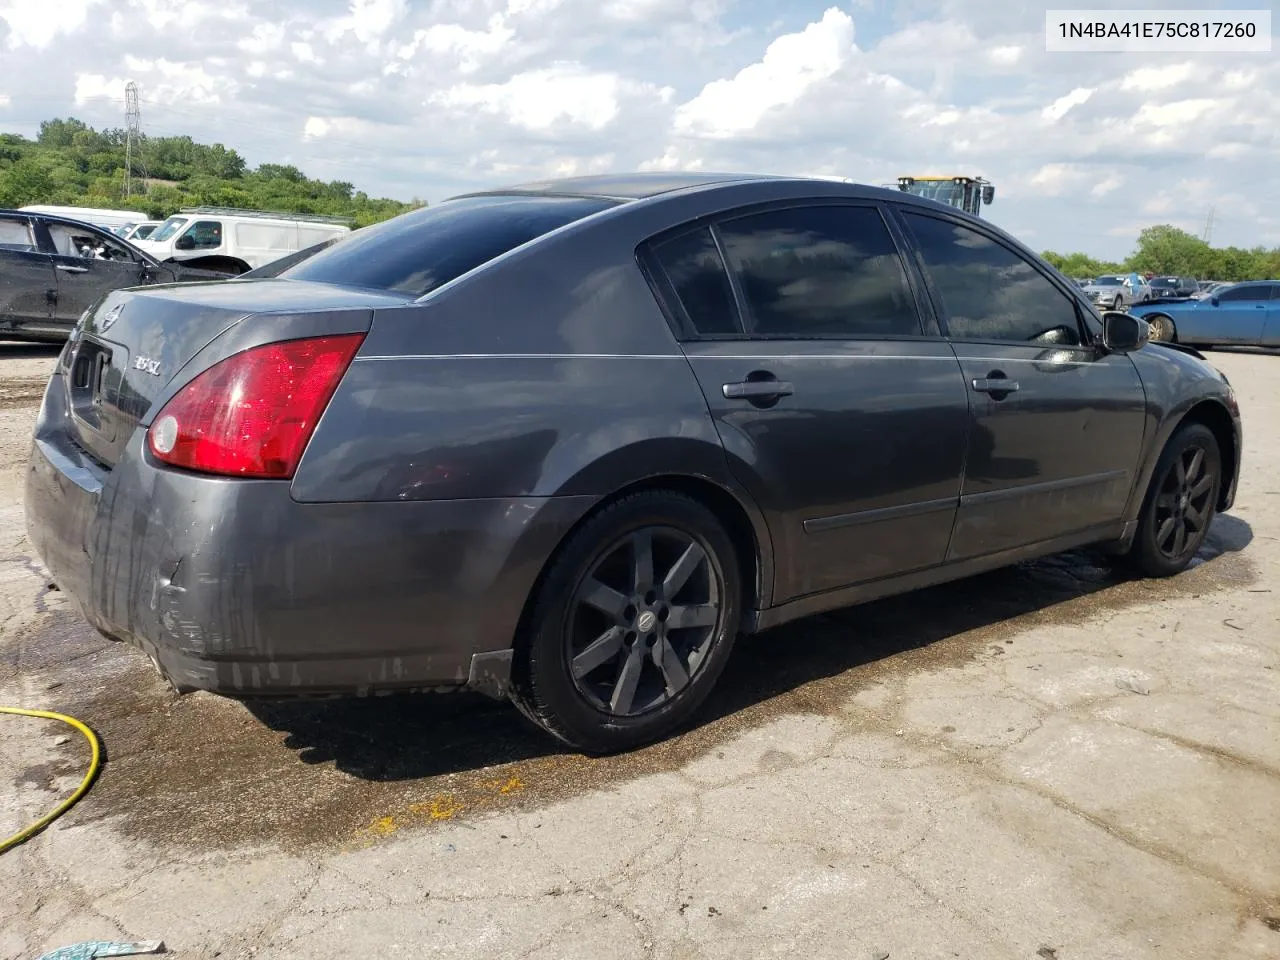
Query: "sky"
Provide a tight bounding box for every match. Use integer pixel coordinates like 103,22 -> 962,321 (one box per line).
0,0 -> 1276,260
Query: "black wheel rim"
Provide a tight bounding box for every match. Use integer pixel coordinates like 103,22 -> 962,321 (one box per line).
567,526 -> 723,718
1152,443 -> 1216,561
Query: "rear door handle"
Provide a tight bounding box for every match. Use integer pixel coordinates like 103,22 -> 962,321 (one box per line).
56,264 -> 89,274
722,380 -> 794,400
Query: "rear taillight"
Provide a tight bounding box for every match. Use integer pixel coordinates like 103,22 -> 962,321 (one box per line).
147,333 -> 365,479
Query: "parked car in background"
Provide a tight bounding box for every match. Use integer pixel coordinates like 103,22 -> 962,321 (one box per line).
1,208 -> 231,342
119,220 -> 164,243
25,173 -> 1242,752
1131,280 -> 1280,346
134,207 -> 352,275
1193,281 -> 1228,299
1083,274 -> 1152,310
1148,275 -> 1199,299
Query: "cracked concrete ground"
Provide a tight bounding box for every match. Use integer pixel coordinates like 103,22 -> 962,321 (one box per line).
1,342 -> 1278,960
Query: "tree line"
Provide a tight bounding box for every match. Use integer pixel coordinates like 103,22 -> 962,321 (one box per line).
0,117 -> 418,227
1041,224 -> 1280,283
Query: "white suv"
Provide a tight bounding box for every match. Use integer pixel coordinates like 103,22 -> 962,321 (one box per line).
135,207 -> 351,275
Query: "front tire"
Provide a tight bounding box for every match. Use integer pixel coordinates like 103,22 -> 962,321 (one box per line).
1113,295 -> 1124,311
511,491 -> 742,754
1126,423 -> 1221,577
1147,314 -> 1175,342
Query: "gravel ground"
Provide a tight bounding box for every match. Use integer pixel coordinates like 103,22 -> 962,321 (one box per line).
1,341 -> 1277,960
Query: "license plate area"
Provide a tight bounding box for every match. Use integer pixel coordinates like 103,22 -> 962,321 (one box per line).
68,338 -> 118,441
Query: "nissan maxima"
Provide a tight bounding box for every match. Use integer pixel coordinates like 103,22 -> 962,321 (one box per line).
25,173 -> 1242,753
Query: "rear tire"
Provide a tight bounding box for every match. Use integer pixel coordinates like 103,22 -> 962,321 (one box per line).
1126,423 -> 1221,577
510,490 -> 742,754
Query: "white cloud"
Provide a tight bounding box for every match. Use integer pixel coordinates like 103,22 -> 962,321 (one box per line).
674,7 -> 854,137
1120,62 -> 1195,92
433,64 -> 666,132
238,22 -> 285,55
0,93 -> 9,107
988,45 -> 1021,65
2,0 -> 101,49
1041,87 -> 1093,121
322,0 -> 405,45
400,17 -> 514,73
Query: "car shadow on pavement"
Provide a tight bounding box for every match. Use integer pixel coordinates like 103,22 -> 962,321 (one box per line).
247,513 -> 1253,782
0,341 -> 62,357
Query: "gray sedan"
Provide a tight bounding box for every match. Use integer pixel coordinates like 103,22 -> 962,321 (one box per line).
25,173 -> 1242,753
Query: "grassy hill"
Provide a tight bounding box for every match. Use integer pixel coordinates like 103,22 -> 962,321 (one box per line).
0,117 -> 418,227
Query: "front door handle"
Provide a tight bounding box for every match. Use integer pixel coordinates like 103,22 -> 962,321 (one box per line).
722,379 -> 794,400
972,371 -> 1020,398
56,264 -> 89,274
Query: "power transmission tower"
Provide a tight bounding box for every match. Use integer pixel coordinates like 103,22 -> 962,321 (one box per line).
124,81 -> 141,197
1202,206 -> 1215,245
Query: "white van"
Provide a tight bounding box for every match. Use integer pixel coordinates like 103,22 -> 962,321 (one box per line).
134,206 -> 352,275
19,205 -> 146,235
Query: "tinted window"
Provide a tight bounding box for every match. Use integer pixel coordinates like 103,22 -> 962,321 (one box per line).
650,228 -> 738,335
904,212 -> 1082,345
284,195 -> 617,297
1218,284 -> 1267,302
715,206 -> 920,337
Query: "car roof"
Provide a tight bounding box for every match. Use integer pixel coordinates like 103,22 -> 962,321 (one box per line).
0,208 -> 121,232
452,171 -> 789,202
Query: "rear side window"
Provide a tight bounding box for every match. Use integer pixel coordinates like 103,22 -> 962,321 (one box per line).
903,211 -> 1082,346
1218,285 -> 1267,302
715,205 -> 921,338
284,195 -> 617,297
650,228 -> 739,335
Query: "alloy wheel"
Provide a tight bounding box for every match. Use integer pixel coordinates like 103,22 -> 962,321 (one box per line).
1149,316 -> 1170,341
567,526 -> 722,717
1151,443 -> 1216,561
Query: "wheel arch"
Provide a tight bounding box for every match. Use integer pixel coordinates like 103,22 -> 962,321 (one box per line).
1177,398 -> 1238,511
173,254 -> 251,275
512,474 -> 773,667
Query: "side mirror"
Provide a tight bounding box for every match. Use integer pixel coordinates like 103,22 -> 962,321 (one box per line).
981,184 -> 995,204
174,234 -> 195,250
1101,311 -> 1148,353
1210,296 -> 1220,306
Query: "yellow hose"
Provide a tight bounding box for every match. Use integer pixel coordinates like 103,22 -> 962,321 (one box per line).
0,707 -> 102,855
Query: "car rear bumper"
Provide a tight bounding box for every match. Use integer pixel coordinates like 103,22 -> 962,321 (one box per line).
25,382 -> 594,698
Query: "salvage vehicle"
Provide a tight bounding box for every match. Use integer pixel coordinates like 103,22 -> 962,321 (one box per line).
1082,274 -> 1152,310
1148,275 -> 1199,299
1,209 -> 232,343
1130,280 -> 1280,346
134,207 -> 352,275
25,173 -> 1242,753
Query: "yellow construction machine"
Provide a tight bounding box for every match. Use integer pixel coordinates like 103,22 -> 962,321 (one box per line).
894,176 -> 995,216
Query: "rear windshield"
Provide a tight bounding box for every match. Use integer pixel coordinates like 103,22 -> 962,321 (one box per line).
281,194 -> 618,297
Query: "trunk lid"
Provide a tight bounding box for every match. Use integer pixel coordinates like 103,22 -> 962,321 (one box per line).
63,278 -> 408,467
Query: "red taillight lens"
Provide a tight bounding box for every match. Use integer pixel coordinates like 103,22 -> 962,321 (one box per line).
147,333 -> 365,479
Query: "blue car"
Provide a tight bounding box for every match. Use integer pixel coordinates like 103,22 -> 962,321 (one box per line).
1130,280 -> 1280,347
